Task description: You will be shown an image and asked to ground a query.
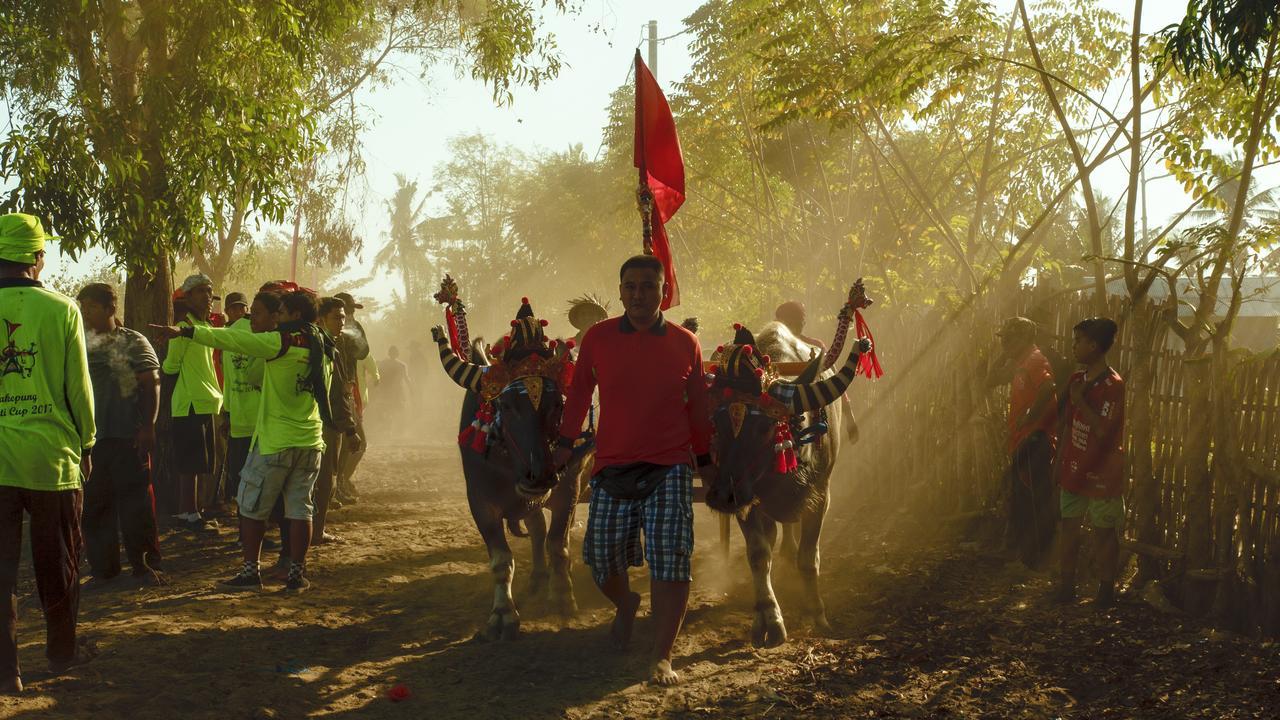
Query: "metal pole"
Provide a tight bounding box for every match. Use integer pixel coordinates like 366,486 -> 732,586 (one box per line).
648,20 -> 658,80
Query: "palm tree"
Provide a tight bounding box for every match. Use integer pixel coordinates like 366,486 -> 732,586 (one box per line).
374,174 -> 430,309
1179,154 -> 1280,277
1187,152 -> 1280,225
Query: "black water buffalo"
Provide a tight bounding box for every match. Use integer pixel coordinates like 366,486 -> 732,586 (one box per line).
431,316 -> 589,640
704,322 -> 870,647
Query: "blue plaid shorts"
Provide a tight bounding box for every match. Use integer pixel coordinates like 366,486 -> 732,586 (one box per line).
583,464 -> 694,585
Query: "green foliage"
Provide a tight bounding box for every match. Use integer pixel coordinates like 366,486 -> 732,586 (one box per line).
1160,0 -> 1280,80
178,231 -> 346,295
0,0 -> 362,271
0,0 -> 568,287
1156,68 -> 1280,212
47,260 -> 125,301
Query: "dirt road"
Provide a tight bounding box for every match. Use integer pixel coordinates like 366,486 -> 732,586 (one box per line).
3,444 -> 1276,719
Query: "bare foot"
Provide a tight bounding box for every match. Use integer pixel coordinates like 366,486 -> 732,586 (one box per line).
649,658 -> 679,686
610,591 -> 641,649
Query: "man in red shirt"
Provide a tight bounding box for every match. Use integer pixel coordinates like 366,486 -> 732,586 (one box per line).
986,317 -> 1057,566
553,255 -> 714,687
1054,317 -> 1125,606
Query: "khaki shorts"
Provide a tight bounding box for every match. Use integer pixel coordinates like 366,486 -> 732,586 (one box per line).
237,447 -> 322,521
1060,489 -> 1124,529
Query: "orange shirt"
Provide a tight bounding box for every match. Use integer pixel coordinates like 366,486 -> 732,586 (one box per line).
1008,345 -> 1057,454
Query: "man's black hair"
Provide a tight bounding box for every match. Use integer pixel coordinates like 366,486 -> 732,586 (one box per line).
77,282 -> 118,308
253,290 -> 283,313
281,290 -> 318,323
619,254 -> 664,281
1073,317 -> 1118,353
318,296 -> 344,318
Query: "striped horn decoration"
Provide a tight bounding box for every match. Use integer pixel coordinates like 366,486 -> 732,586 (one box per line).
773,338 -> 871,413
432,326 -> 484,392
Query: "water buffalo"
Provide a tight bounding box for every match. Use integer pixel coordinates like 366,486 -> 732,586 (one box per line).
704,322 -> 870,647
431,309 -> 588,640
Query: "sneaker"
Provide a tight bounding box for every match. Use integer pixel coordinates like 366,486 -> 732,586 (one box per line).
284,575 -> 311,592
221,569 -> 262,591
1,676 -> 21,694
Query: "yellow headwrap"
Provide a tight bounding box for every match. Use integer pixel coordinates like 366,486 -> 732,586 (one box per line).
0,213 -> 56,265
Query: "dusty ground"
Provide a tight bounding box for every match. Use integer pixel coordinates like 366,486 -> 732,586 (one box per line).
3,444 -> 1277,719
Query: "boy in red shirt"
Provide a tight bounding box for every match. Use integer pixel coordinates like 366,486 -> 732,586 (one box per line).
1054,317 -> 1125,606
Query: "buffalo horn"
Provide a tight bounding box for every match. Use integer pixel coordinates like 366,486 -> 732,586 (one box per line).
434,335 -> 484,393
781,338 -> 870,413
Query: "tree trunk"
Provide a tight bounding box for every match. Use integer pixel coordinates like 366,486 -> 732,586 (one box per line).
1122,0 -> 1144,294
1209,342 -> 1244,625
124,258 -> 176,513
967,9 -> 1019,263
1128,307 -> 1161,586
1190,32 -> 1278,338
1016,0 -> 1106,312
1182,353 -> 1215,615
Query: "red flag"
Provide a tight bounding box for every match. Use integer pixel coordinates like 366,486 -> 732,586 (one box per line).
634,50 -> 685,309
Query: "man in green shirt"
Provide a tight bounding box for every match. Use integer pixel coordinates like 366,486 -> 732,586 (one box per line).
219,290 -> 264,507
163,273 -> 223,532
152,290 -> 333,591
0,213 -> 96,694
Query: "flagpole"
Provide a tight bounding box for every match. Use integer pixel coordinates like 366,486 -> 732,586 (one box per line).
634,50 -> 655,256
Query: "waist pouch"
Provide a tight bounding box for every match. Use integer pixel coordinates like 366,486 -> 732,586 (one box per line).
595,462 -> 670,501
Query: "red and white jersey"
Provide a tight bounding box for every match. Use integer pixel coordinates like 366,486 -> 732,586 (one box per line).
1057,367 -> 1126,498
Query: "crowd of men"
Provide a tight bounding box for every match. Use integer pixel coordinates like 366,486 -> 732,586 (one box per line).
0,213 -> 379,693
1,209 -> 1132,694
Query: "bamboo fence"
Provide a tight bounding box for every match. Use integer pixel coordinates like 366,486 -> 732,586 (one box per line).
846,290 -> 1280,635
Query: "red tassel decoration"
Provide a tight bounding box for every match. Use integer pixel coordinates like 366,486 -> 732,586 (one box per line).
458,422 -> 478,447
854,309 -> 884,379
461,403 -> 496,453
773,423 -> 797,473
470,427 -> 488,453
445,308 -> 464,359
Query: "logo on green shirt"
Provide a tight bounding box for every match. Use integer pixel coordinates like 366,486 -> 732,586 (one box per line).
1,320 -> 37,379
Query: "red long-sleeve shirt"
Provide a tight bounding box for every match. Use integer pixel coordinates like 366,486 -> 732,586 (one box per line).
558,314 -> 711,473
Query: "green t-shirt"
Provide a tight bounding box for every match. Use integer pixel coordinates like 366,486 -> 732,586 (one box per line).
162,313 -> 223,417
192,325 -> 330,455
220,317 -> 264,439
0,279 -> 96,491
